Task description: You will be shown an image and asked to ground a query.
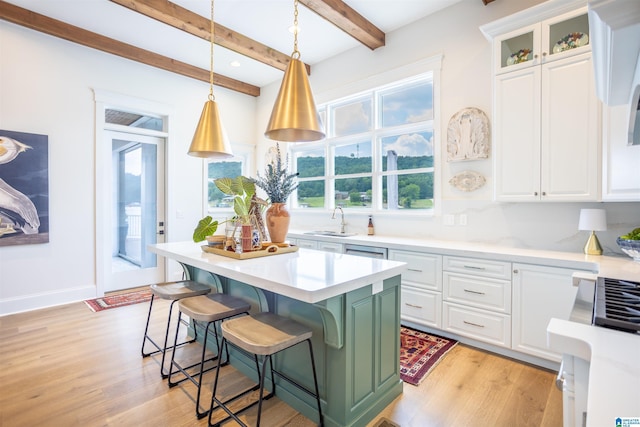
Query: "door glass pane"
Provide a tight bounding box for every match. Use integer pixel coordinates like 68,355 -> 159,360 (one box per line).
548,14 -> 589,56
113,140 -> 157,272
501,31 -> 534,68
105,108 -> 163,131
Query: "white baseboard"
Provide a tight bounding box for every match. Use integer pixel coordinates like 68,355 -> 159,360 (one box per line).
0,285 -> 98,316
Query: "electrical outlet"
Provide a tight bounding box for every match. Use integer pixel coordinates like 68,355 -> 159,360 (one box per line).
459,214 -> 468,226
443,214 -> 455,226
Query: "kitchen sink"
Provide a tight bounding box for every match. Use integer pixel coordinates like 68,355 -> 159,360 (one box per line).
304,230 -> 357,237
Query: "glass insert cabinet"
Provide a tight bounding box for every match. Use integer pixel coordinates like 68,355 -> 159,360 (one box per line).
495,7 -> 589,74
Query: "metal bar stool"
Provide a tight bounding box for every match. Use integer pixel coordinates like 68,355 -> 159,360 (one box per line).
208,312 -> 323,427
168,293 -> 251,419
141,280 -> 212,378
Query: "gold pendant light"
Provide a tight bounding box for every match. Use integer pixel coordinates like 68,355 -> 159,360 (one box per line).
188,0 -> 233,158
265,0 -> 325,142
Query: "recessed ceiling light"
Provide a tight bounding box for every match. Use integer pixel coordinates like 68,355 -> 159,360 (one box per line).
230,60 -> 241,67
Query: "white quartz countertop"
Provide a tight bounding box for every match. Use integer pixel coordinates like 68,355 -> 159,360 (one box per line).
289,230 -> 640,281
148,241 -> 406,303
548,318 -> 640,426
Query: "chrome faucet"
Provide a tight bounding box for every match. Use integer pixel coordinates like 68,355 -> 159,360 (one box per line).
331,206 -> 346,234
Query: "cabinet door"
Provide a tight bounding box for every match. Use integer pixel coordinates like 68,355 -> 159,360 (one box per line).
512,263 -> 579,362
401,287 -> 442,329
494,23 -> 540,74
494,66 -> 542,201
541,52 -> 599,201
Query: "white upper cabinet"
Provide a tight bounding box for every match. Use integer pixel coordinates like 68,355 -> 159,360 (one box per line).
484,3 -> 600,202
494,9 -> 590,74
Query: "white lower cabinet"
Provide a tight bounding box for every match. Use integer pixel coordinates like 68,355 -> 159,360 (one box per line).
442,256 -> 512,347
443,302 -> 511,347
512,263 -> 579,362
389,249 -> 442,329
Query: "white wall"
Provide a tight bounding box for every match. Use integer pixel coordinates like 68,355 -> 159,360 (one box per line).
0,21 -> 256,314
255,0 -> 639,256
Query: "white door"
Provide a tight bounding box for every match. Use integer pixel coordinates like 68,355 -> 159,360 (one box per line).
104,131 -> 165,292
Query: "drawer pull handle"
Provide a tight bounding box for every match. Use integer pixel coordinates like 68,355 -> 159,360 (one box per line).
407,268 -> 422,272
463,265 -> 485,270
405,303 -> 423,309
463,288 -> 485,295
463,320 -> 485,328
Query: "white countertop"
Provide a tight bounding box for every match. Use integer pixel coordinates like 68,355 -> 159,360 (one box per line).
290,230 -> 640,281
148,241 -> 406,303
548,318 -> 640,426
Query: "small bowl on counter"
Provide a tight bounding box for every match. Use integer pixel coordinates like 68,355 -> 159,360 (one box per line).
205,235 -> 226,248
616,237 -> 640,262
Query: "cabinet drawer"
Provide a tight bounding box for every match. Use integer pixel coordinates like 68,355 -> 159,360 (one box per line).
401,286 -> 442,329
443,272 -> 511,314
317,241 -> 343,253
389,250 -> 442,291
443,302 -> 511,347
443,256 -> 512,280
294,238 -> 317,249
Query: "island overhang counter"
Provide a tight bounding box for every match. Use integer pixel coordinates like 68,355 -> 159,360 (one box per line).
148,241 -> 407,427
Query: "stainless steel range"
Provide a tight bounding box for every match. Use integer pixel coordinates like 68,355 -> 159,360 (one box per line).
593,277 -> 640,334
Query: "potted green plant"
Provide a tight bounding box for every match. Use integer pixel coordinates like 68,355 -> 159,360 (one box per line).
252,144 -> 298,243
213,176 -> 266,252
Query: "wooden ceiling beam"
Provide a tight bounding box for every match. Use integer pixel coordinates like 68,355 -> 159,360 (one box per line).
0,1 -> 260,97
300,0 -> 385,50
109,0 -> 310,74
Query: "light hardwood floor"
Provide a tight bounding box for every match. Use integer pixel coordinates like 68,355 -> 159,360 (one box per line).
0,297 -> 562,427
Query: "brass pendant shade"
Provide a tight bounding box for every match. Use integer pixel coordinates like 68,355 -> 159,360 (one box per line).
188,99 -> 233,158
264,58 -> 325,142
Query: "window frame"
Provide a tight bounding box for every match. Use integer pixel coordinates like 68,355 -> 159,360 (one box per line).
290,63 -> 441,216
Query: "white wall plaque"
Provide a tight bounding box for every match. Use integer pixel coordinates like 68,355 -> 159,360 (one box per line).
447,107 -> 490,162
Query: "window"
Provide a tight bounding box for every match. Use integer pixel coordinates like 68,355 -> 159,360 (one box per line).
206,144 -> 254,213
291,73 -> 436,212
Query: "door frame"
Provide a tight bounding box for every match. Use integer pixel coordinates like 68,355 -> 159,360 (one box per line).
94,89 -> 172,297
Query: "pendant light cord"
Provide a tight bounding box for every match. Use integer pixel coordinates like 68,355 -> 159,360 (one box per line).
209,0 -> 215,101
292,0 -> 300,59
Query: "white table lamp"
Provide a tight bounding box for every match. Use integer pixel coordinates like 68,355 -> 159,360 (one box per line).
578,209 -> 607,255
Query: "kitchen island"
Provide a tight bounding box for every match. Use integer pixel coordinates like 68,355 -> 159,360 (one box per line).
148,241 -> 407,427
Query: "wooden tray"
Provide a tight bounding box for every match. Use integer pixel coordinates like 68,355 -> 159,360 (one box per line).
201,243 -> 298,259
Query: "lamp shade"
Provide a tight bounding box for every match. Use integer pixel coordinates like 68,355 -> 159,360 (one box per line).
578,208 -> 607,231
265,58 -> 325,142
188,99 -> 233,158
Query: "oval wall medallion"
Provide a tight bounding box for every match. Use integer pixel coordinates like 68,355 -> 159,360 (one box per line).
449,170 -> 486,192
447,107 -> 490,162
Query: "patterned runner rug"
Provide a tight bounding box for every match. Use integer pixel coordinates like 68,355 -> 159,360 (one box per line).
84,288 -> 151,312
400,326 -> 458,386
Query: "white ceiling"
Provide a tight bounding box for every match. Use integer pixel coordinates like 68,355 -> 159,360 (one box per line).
4,0 -> 465,89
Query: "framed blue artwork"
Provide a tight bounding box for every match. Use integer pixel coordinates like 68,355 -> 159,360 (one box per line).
0,129 -> 49,246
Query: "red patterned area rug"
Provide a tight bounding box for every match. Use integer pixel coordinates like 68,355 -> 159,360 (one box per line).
400,326 -> 458,386
84,289 -> 151,312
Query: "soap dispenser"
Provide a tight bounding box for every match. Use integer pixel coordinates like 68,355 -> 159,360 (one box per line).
367,215 -> 374,235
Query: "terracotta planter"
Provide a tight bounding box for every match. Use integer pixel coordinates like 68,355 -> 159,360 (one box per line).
265,203 -> 290,243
